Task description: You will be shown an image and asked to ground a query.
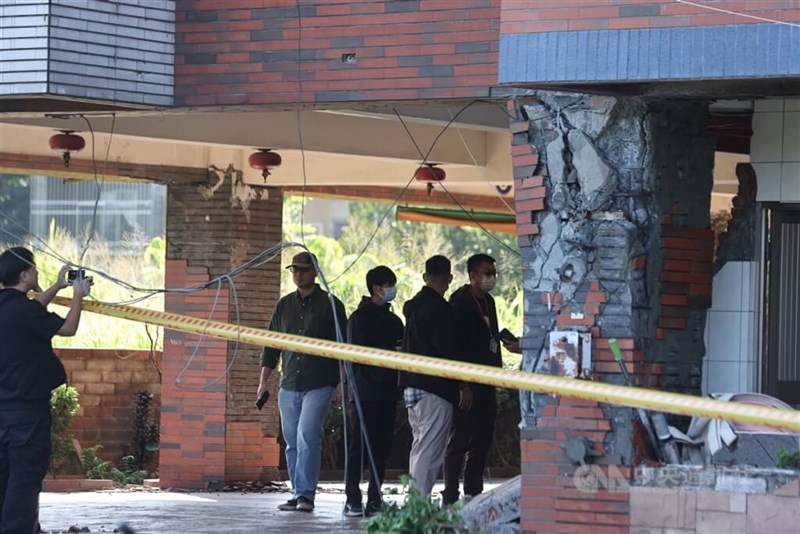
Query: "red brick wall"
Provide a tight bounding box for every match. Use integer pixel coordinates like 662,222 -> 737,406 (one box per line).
509,108 -> 543,247
521,413 -> 631,533
58,349 -> 161,463
658,215 -> 714,336
511,113 -> 635,531
159,260 -> 231,488
161,177 -> 284,488
501,0 -> 800,34
176,0 -> 500,106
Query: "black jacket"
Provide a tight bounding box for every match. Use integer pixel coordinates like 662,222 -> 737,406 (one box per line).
0,289 -> 67,411
450,284 -> 502,400
346,296 -> 404,402
397,286 -> 461,404
449,284 -> 502,368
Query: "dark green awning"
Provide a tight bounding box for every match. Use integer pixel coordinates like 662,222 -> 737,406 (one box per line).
396,206 -> 515,234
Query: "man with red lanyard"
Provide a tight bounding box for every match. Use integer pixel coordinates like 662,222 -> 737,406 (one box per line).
442,253 -> 505,505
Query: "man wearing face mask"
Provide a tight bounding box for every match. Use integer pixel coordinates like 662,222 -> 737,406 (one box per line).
343,266 -> 404,517
442,253 -> 503,505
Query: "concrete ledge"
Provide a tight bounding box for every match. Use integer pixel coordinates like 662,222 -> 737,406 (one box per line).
43,478 -> 115,492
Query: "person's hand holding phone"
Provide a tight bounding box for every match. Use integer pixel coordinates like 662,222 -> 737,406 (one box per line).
499,328 -> 522,354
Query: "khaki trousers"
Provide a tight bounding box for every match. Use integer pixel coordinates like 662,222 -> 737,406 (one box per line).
407,393 -> 453,497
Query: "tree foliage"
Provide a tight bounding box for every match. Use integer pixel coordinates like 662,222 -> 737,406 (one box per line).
282,196 -> 524,353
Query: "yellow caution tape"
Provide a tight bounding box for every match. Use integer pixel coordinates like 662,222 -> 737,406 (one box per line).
54,297 -> 800,433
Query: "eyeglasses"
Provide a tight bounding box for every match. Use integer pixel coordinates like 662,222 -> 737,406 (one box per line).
289,266 -> 313,274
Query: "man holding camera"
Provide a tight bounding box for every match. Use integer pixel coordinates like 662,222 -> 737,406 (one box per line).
0,247 -> 92,533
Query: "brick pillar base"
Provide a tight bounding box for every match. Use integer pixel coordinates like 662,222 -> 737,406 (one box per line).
160,260 -> 228,487
521,397 -> 632,533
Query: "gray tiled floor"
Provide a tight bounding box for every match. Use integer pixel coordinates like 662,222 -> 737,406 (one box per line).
39,480 -> 503,534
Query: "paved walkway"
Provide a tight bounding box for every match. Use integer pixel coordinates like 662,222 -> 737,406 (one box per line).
39,480 -> 503,534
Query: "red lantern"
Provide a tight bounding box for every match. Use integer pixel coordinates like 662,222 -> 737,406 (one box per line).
49,130 -> 86,167
414,163 -> 446,196
248,149 -> 282,181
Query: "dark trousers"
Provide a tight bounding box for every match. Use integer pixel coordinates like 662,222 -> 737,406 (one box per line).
0,409 -> 51,534
345,401 -> 396,506
442,386 -> 496,504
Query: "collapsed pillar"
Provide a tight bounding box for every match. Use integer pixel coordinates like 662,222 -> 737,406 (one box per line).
511,93 -> 715,532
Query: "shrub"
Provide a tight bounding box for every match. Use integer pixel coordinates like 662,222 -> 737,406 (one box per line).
776,446 -> 800,470
82,444 -> 112,480
110,455 -> 149,485
49,384 -> 80,474
365,475 -> 465,534
130,390 -> 159,471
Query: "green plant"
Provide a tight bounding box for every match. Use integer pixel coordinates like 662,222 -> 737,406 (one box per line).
321,400 -> 344,470
130,390 -> 159,470
49,384 -> 80,474
110,455 -> 149,485
490,381 -> 521,468
776,446 -> 800,469
82,444 -> 112,479
364,475 -> 465,534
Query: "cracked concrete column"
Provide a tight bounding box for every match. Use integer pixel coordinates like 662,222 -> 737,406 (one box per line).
512,93 -> 716,532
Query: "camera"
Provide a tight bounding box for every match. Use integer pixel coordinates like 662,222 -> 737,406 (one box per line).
66,269 -> 86,284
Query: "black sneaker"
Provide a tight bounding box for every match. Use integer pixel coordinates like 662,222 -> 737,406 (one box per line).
296,496 -> 315,512
365,501 -> 384,516
277,498 -> 298,511
343,501 -> 364,517
441,493 -> 459,506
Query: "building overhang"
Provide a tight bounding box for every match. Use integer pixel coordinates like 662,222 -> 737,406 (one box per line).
0,103 -> 516,199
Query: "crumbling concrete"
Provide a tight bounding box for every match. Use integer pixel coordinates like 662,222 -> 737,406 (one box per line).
459,476 -> 520,533
517,92 -> 716,462
714,162 -> 758,272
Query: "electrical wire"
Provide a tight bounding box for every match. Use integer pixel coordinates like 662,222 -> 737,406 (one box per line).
435,179 -> 521,257
391,109 -> 521,257
295,0 -> 308,247
177,274 -> 244,390
77,115 -> 104,267
675,0 -> 800,28
174,277 -> 224,387
327,100 -> 485,284
0,214 -> 289,390
445,106 -> 516,214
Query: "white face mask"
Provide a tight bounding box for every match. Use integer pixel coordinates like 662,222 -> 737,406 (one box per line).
480,275 -> 496,293
382,286 -> 397,303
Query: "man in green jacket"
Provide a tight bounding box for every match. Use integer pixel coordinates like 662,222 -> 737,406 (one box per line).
257,252 -> 346,513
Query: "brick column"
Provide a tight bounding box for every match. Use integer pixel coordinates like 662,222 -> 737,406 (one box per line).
160,166 -> 283,488
511,94 -> 716,532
